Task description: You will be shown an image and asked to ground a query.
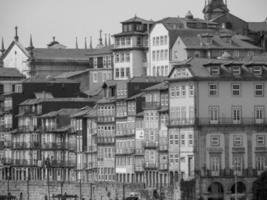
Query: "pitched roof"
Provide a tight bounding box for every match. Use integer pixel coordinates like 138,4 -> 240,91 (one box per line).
0,67 -> 25,78
20,97 -> 96,106
180,33 -> 261,50
71,106 -> 93,118
129,76 -> 167,83
22,76 -> 78,83
248,22 -> 267,32
40,108 -> 80,118
1,40 -> 30,60
55,69 -> 89,79
170,57 -> 267,81
143,81 -> 168,92
122,16 -> 154,24
31,46 -> 112,62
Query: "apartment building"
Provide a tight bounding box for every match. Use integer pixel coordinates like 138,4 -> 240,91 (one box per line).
113,16 -> 154,80
171,33 -> 263,62
71,107 -> 98,182
168,57 -> 267,200
142,82 -> 169,188
147,12 -> 219,77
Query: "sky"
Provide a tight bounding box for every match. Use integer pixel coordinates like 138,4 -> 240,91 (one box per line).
0,0 -> 266,48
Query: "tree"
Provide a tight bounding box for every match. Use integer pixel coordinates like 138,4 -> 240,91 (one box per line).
252,170 -> 267,200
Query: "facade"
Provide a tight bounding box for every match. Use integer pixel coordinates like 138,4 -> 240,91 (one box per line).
171,33 -> 263,62
147,12 -> 219,77
113,16 -> 154,80
168,57 -> 267,200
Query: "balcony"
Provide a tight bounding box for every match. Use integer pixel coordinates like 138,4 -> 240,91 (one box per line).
87,146 -> 97,153
198,118 -> 267,126
159,145 -> 168,152
97,116 -> 115,123
135,148 -> 145,156
18,126 -> 37,133
169,117 -> 267,127
41,143 -> 65,150
116,148 -> 135,155
116,129 -> 135,137
159,163 -> 168,171
142,102 -> 161,110
97,137 -> 115,145
169,118 -> 195,126
144,141 -> 158,149
135,165 -> 144,172
144,162 -> 158,169
199,168 -> 258,178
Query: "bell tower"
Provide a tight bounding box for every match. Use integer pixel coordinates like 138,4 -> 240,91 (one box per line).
203,0 -> 229,20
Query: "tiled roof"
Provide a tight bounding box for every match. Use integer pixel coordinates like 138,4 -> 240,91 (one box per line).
22,76 -> 78,83
20,97 -> 96,106
0,68 -> 25,78
180,34 -> 261,50
143,81 -> 168,92
71,106 -> 93,118
248,22 -> 267,32
127,92 -> 144,100
40,108 -> 80,118
129,76 -> 167,83
55,69 -> 89,79
31,46 -> 112,61
122,16 -> 154,24
97,97 -> 116,104
170,57 -> 267,81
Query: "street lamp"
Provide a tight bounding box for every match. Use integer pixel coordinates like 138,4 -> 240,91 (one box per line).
45,157 -> 51,200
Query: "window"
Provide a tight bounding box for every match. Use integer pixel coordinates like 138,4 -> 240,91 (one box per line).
210,154 -> 221,172
189,134 -> 193,145
255,155 -> 266,171
121,68 -> 125,78
210,66 -> 220,76
189,84 -> 194,96
255,106 -> 264,123
232,106 -> 242,124
181,85 -> 186,96
232,154 -> 244,173
126,67 -> 130,78
126,53 -> 130,62
181,134 -> 185,145
210,136 -> 220,146
126,37 -> 131,45
93,72 -> 98,83
233,135 -> 242,147
115,69 -> 120,78
255,84 -> 264,97
209,106 -> 219,123
256,135 -> 265,146
152,51 -> 155,61
116,54 -> 119,63
232,84 -> 240,96
253,66 -> 263,76
209,83 -> 218,96
232,66 -> 241,76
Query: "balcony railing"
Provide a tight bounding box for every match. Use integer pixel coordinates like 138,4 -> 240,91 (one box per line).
41,143 -> 65,150
97,116 -> 115,123
97,137 -> 115,144
116,129 -> 135,137
142,102 -> 161,110
159,145 -> 168,152
13,142 -> 28,149
135,149 -> 145,156
159,163 -> 168,171
116,148 -> 135,155
13,159 -> 37,166
144,141 -> 158,149
169,118 -> 267,127
198,168 -> 258,178
144,162 -> 158,169
135,165 -> 144,172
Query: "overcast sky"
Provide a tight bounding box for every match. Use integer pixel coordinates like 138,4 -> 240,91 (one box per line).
0,0 -> 266,48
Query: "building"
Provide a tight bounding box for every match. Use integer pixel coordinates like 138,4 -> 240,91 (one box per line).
0,28 -> 113,78
171,32 -> 263,62
1,95 -> 96,181
142,82 -> 169,188
113,16 -> 154,80
203,0 -> 267,51
147,12 -> 219,77
168,57 -> 267,200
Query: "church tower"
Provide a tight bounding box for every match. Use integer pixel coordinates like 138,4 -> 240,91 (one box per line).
203,0 -> 229,20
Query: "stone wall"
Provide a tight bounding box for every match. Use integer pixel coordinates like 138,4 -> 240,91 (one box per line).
0,181 -> 175,200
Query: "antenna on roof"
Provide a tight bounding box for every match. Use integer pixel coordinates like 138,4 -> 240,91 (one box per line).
105,33 -> 107,47
90,36 -> 93,49
14,26 -> 19,41
75,37 -> 78,49
108,34 -> 111,46
1,37 -> 5,55
84,37 -> 87,49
